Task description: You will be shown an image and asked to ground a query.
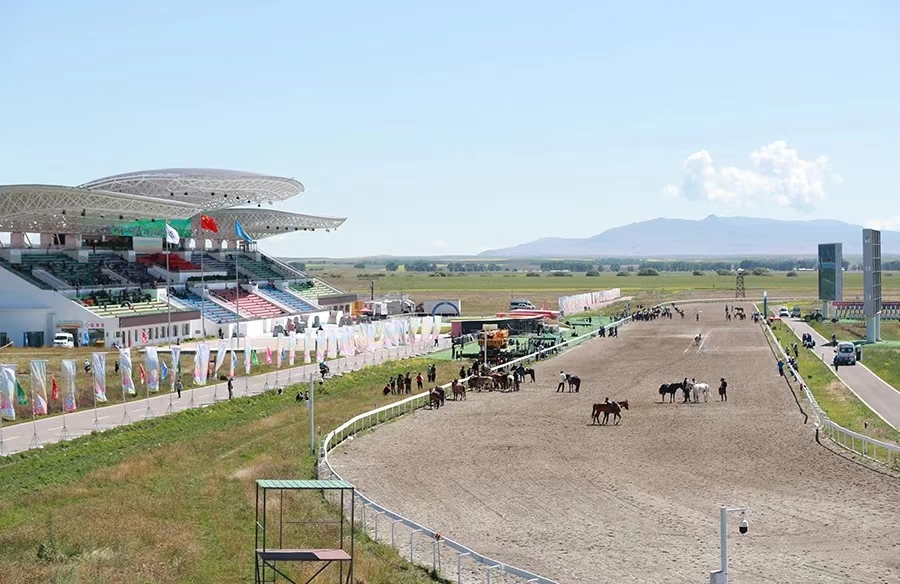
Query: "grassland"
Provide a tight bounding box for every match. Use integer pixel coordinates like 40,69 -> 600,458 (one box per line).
0,357 -> 464,584
770,323 -> 900,444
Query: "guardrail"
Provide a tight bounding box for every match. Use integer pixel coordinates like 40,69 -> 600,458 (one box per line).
755,303 -> 900,470
319,312 -> 641,583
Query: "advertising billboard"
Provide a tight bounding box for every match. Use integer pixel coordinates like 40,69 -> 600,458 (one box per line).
817,243 -> 843,301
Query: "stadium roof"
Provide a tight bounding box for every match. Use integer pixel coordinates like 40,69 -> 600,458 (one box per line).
80,168 -> 304,210
194,209 -> 346,241
0,184 -> 198,234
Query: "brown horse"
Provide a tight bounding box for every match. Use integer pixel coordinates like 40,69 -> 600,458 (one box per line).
591,400 -> 629,425
452,381 -> 466,401
429,389 -> 442,409
523,368 -> 536,382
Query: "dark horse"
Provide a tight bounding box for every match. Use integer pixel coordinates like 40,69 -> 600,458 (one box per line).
429,388 -> 443,409
523,368 -> 536,382
591,400 -> 630,425
658,381 -> 684,403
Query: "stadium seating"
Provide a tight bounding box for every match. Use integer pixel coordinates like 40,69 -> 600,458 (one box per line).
214,288 -> 285,319
197,254 -> 234,274
138,253 -> 200,272
230,254 -> 284,281
89,253 -> 160,286
171,289 -> 238,323
19,253 -> 115,288
258,285 -> 319,313
290,279 -> 342,300
0,257 -> 54,289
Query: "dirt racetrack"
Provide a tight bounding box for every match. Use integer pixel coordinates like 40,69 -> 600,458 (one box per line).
332,303 -> 900,583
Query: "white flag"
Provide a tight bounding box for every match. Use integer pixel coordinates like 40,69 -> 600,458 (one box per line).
165,223 -> 180,245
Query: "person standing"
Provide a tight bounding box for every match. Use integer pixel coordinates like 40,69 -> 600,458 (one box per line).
404,373 -> 412,394
227,377 -> 234,400
175,377 -> 183,399
557,371 -> 566,393
416,372 -> 424,391
718,378 -> 727,402
777,359 -> 785,377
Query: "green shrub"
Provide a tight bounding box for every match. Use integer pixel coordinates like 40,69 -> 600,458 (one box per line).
692,270 -> 704,276
616,271 -> 629,276
585,270 -> 600,277
786,271 -> 798,277
638,268 -> 659,276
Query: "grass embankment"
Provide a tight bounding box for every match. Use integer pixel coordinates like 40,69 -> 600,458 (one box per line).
769,323 -> 900,444
0,346 -> 315,426
0,358 -> 463,583
808,319 -> 900,343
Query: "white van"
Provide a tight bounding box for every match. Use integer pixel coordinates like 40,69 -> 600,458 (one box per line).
510,299 -> 536,311
53,332 -> 75,349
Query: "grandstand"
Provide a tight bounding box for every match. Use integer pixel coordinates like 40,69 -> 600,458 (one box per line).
291,279 -> 343,300
0,170 -> 347,347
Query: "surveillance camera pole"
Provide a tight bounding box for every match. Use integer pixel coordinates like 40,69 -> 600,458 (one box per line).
712,506 -> 748,584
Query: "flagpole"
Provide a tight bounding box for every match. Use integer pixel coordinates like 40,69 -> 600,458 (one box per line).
59,369 -> 72,441
0,414 -> 7,457
143,363 -> 153,420
235,240 -> 241,348
199,236 -> 206,338
29,384 -> 42,450
92,362 -> 100,432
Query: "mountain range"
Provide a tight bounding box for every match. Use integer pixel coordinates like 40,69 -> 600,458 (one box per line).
478,216 -> 900,258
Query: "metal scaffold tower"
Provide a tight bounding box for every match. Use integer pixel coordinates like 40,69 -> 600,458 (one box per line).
735,269 -> 746,298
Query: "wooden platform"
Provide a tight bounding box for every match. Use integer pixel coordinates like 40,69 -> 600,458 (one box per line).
256,549 -> 351,562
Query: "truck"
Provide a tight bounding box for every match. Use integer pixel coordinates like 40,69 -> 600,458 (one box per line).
510,298 -> 536,311
422,300 -> 461,316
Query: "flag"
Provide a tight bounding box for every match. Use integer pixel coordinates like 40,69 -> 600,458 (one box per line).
0,366 -> 16,421
16,379 -> 28,406
193,343 -> 211,385
230,349 -> 237,378
280,348 -> 286,365
244,336 -> 253,374
139,363 -> 146,385
251,349 -> 260,366
214,339 -> 229,373
265,346 -> 273,365
288,331 -> 297,366
235,221 -> 255,244
275,336 -> 282,368
61,360 -> 77,413
51,375 -> 59,401
92,352 -> 108,402
165,222 -> 180,245
200,214 -> 219,233
119,347 -> 136,396
171,346 -> 182,392
30,360 -> 48,415
161,361 -> 169,381
145,346 -> 160,392
141,329 -> 149,344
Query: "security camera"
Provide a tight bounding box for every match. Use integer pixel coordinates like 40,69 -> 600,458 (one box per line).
738,517 -> 749,535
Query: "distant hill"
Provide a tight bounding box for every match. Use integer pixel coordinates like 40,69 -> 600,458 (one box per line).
478,215 -> 900,258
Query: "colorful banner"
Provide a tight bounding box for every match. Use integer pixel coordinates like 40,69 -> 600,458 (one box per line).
194,342 -> 211,385
0,365 -> 16,421
229,348 -> 237,378
316,329 -> 326,364
244,336 -> 253,374
145,346 -> 160,392
304,329 -> 313,363
214,338 -> 229,374
275,335 -> 283,368
288,331 -> 297,366
119,347 -> 136,396
265,346 -> 273,365
92,352 -> 108,402
30,360 -> 48,416
60,359 -> 77,413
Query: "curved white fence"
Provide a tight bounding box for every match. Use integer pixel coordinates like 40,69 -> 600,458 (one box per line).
755,305 -> 900,470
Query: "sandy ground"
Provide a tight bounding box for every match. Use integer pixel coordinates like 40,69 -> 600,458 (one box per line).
332,303 -> 900,583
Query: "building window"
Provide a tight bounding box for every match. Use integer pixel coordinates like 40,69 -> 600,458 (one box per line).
183,323 -> 189,336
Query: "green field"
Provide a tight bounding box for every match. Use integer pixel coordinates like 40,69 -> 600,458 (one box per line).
0,358 -> 464,584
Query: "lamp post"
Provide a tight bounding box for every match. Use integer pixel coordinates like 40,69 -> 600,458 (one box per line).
710,506 -> 748,584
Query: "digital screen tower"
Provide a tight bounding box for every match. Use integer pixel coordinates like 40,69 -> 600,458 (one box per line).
817,243 -> 843,302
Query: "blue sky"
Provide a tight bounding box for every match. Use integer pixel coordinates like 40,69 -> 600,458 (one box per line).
1,1 -> 898,257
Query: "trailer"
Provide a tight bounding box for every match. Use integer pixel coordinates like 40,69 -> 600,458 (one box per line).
423,299 -> 462,316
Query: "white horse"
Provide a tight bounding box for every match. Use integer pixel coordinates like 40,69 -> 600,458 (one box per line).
689,381 -> 710,403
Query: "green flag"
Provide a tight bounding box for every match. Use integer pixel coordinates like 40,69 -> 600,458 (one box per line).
251,349 -> 260,366
15,379 -> 28,406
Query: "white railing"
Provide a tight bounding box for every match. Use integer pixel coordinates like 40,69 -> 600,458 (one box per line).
319,313 -> 637,584
755,303 -> 900,470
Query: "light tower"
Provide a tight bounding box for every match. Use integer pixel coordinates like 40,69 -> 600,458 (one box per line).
735,269 -> 745,298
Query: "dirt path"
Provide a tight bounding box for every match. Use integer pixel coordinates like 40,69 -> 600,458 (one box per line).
332,303 -> 900,583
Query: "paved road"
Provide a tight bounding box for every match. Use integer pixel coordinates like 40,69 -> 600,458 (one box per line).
0,342 -> 448,456
780,318 -> 900,429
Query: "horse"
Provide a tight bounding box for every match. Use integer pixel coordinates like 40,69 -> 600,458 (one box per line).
567,375 -> 581,393
689,382 -> 710,403
694,333 -> 702,345
523,368 -> 536,382
658,382 -> 682,403
469,376 -> 494,391
452,382 -> 466,401
491,373 -> 509,391
429,389 -> 441,409
591,400 -> 629,425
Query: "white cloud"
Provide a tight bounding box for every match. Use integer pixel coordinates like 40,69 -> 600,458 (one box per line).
431,239 -> 450,250
663,141 -> 839,211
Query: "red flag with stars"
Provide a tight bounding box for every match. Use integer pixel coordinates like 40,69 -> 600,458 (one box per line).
200,215 -> 219,233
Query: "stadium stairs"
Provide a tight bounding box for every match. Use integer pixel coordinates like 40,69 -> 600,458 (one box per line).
212,288 -> 286,319
172,289 -> 239,324
257,285 -> 320,313
290,279 -> 343,301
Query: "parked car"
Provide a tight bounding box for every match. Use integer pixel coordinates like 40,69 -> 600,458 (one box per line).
790,307 -> 801,318
778,306 -> 790,318
53,332 -> 75,349
834,341 -> 857,366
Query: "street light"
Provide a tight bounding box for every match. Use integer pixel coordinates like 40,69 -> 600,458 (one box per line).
710,506 -> 748,584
